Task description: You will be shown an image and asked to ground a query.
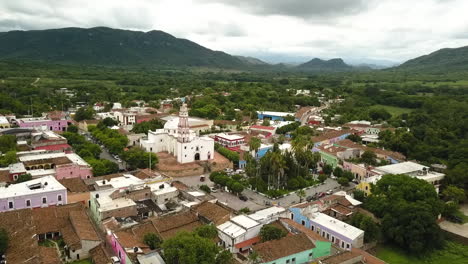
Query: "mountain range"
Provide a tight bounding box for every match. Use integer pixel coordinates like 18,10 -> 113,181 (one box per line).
0,27 -> 466,73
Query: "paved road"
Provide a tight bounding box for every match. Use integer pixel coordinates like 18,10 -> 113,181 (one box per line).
176,174 -> 349,211
83,132 -> 126,170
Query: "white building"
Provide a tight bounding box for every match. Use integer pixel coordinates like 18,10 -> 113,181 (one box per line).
248,206 -> 287,224
150,182 -> 179,205
374,161 -> 445,192
140,104 -> 214,164
217,215 -> 262,253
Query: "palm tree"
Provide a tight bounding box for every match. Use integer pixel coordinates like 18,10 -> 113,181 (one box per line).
269,151 -> 286,190
297,189 -> 306,203
249,137 -> 261,158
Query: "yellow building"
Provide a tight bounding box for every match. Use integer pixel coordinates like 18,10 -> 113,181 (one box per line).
356,175 -> 381,197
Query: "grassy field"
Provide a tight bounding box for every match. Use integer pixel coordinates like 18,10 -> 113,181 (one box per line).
375,241 -> 468,264
371,104 -> 413,117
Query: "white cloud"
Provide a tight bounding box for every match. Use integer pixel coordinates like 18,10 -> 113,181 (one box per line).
0,0 -> 467,64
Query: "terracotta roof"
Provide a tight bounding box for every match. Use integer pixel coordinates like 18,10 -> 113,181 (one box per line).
192,201 -> 232,225
69,210 -> 100,241
291,201 -> 324,209
312,129 -> 355,143
89,244 -> 111,264
133,169 -> 158,179
33,203 -> 84,234
235,236 -> 261,249
39,246 -> 61,264
0,169 -> 10,183
253,233 -> 315,262
321,250 -> 362,264
23,156 -> 72,166
279,218 -> 329,243
351,248 -> 387,264
250,125 -> 275,131
34,143 -> 72,151
330,204 -> 353,216
171,180 -> 189,191
336,139 -> 405,161
59,178 -> 89,193
0,209 -> 41,263
151,211 -> 199,233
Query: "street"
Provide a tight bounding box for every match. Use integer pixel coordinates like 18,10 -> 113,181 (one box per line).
176,174 -> 349,211
82,132 -> 126,170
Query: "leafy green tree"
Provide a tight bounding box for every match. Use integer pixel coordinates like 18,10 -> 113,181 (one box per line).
349,213 -> 381,243
259,225 -> 287,242
261,119 -> 271,126
74,107 -> 95,121
360,151 -> 377,166
87,159 -> 119,176
322,164 -> 333,175
67,125 -> 78,133
101,117 -> 119,127
333,167 -> 343,178
366,174 -> 443,253
195,225 -> 218,239
442,185 -> 465,204
162,231 -> 219,264
0,151 -> 17,167
346,134 -> 362,143
121,147 -> 157,170
353,190 -> 366,202
318,173 -> 328,183
297,189 -> 306,202
369,108 -> 391,121
338,177 -> 349,186
230,182 -> 244,194
238,207 -> 250,214
0,135 -> 16,153
200,185 -> 211,194
131,119 -> 164,134
16,173 -> 32,183
249,137 -> 261,156
0,228 -> 8,254
215,250 -> 233,264
143,233 -> 161,250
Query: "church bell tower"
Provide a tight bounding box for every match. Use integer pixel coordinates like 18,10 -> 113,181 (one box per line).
177,103 -> 190,143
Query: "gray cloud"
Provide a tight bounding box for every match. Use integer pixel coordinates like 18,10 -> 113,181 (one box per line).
198,0 -> 374,19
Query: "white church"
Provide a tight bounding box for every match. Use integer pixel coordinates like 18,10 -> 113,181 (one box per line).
140,103 -> 214,164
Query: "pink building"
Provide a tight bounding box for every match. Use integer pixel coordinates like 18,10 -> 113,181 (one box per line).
17,117 -> 69,132
19,152 -> 93,180
0,176 -> 67,212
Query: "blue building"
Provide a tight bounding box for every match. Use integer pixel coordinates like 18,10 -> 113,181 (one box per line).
257,111 -> 297,121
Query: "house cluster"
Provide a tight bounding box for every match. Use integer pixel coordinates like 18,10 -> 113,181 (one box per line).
0,111 -> 72,132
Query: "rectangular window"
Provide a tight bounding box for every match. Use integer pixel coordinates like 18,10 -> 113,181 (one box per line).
332,236 -> 335,243
311,225 -> 314,231
286,260 -> 290,264
26,200 -> 31,207
8,201 -> 13,209
326,233 -> 330,239
347,243 -> 350,249
341,241 -> 345,248
42,197 -> 47,204
58,195 -> 62,201
301,220 -> 306,226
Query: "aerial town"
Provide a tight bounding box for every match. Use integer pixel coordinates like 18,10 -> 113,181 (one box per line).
1,1 -> 468,264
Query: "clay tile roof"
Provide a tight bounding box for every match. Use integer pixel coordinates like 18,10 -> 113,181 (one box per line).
312,129 -> 355,143
214,120 -> 239,125
61,223 -> 82,250
330,204 -> 354,216
192,201 -> 232,225
69,210 -> 100,241
0,209 -> 41,263
39,246 -> 61,264
59,178 -> 89,193
321,250 -> 363,264
0,169 -> 10,183
33,203 -> 84,234
115,230 -> 146,249
336,139 -> 405,161
171,180 -> 189,191
89,244 -> 111,264
23,156 -> 72,166
351,248 -> 387,264
253,233 -> 315,262
151,211 -> 199,233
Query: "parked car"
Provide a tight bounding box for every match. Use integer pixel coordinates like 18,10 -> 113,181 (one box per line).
447,215 -> 463,224
306,195 -> 315,202
210,187 -> 218,193
317,192 -> 326,198
239,195 -> 248,201
111,256 -> 121,264
326,189 -> 333,195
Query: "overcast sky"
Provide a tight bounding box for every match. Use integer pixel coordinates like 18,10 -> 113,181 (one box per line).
1,0 -> 467,65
